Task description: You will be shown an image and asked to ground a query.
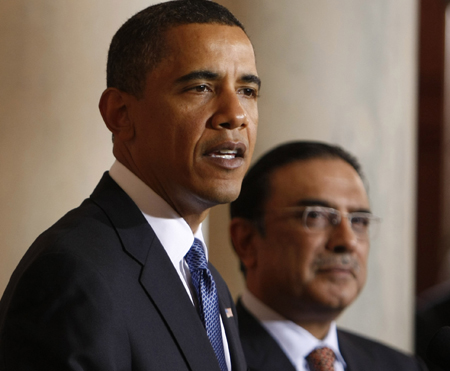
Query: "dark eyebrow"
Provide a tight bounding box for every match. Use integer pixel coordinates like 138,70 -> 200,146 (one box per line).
175,70 -> 220,84
296,199 -> 372,214
174,70 -> 261,90
296,199 -> 331,208
241,74 -> 261,90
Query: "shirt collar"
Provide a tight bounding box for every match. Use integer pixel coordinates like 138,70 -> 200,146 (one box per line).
241,289 -> 346,369
109,160 -> 206,267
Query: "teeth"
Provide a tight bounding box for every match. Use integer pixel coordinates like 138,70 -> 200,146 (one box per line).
218,150 -> 237,154
210,149 -> 238,159
211,154 -> 236,159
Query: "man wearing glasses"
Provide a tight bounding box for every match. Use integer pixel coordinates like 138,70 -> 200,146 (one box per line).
229,141 -> 426,370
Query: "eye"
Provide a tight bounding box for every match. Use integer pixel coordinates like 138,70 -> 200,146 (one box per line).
238,87 -> 259,98
304,209 -> 330,229
307,210 -> 325,219
191,85 -> 212,93
350,214 -> 371,230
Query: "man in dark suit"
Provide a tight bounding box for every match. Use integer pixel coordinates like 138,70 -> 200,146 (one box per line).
0,1 -> 260,370
229,141 -> 426,370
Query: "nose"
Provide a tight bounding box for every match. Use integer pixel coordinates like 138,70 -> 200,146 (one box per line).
210,89 -> 249,130
325,218 -> 358,253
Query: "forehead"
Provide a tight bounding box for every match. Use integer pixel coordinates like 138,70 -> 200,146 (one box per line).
266,158 -> 369,210
159,23 -> 256,73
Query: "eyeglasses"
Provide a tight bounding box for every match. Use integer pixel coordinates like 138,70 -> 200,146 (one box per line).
272,206 -> 380,240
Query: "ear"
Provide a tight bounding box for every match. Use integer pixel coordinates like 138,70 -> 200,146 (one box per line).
229,217 -> 261,272
98,88 -> 135,142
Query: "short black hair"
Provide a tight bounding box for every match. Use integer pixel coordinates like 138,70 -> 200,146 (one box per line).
230,141 -> 364,226
107,0 -> 246,98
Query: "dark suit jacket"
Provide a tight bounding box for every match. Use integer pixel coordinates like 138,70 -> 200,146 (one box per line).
415,287 -> 450,371
0,173 -> 247,370
237,299 -> 427,371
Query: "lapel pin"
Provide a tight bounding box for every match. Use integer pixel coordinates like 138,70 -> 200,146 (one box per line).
225,308 -> 233,318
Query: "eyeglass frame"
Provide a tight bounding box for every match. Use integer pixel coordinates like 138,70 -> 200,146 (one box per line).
262,205 -> 381,240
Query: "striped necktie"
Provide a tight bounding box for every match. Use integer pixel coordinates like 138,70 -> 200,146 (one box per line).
185,238 -> 227,371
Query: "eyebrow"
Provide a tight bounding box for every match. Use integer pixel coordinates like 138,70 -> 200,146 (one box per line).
175,70 -> 219,84
241,74 -> 261,90
175,70 -> 261,90
295,199 -> 372,214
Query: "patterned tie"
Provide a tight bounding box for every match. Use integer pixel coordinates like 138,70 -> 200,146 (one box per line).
185,238 -> 227,371
306,347 -> 336,371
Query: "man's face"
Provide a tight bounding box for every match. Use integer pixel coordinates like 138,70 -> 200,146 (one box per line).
248,158 -> 370,322
125,24 -> 259,218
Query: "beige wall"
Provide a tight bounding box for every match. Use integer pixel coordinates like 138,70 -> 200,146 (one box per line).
210,0 -> 418,353
1,0 -> 418,354
0,0 -> 159,297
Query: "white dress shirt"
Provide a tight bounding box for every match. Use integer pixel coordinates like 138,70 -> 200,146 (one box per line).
109,160 -> 231,370
241,289 -> 346,371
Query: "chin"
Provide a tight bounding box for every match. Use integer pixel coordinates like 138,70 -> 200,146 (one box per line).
209,189 -> 241,205
329,292 -> 359,311
201,181 -> 242,205
187,186 -> 240,213
312,287 -> 359,312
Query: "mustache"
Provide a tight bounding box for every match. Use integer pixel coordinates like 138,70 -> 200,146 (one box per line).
312,254 -> 360,272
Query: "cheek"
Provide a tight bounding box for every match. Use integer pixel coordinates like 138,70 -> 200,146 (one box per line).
159,101 -> 205,138
356,245 -> 370,283
247,123 -> 258,149
265,232 -> 319,286
166,118 -> 205,160
241,97 -> 258,116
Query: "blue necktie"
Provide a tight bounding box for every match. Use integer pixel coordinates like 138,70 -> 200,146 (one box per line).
185,238 -> 227,371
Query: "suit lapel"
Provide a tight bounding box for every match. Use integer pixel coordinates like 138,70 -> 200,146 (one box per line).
210,265 -> 247,371
90,173 -> 154,265
236,299 -> 296,371
338,330 -> 374,371
90,173 -> 221,371
140,243 -> 222,371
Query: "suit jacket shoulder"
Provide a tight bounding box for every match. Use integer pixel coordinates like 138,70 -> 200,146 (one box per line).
338,329 -> 428,371
0,173 -> 246,371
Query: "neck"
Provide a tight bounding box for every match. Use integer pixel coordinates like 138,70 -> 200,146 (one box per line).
296,319 -> 333,340
183,209 -> 210,233
249,287 -> 340,340
285,307 -> 340,340
114,151 -> 211,233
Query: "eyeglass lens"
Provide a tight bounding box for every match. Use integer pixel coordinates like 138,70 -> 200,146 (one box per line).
303,207 -> 375,238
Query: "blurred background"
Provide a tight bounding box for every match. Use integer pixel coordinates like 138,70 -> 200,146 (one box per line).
0,0 -> 448,356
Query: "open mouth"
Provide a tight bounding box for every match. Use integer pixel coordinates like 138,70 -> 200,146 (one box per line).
203,142 -> 247,170
205,142 -> 246,159
209,149 -> 243,160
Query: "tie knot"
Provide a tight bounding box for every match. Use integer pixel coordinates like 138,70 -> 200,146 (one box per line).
185,238 -> 208,271
306,347 -> 336,371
